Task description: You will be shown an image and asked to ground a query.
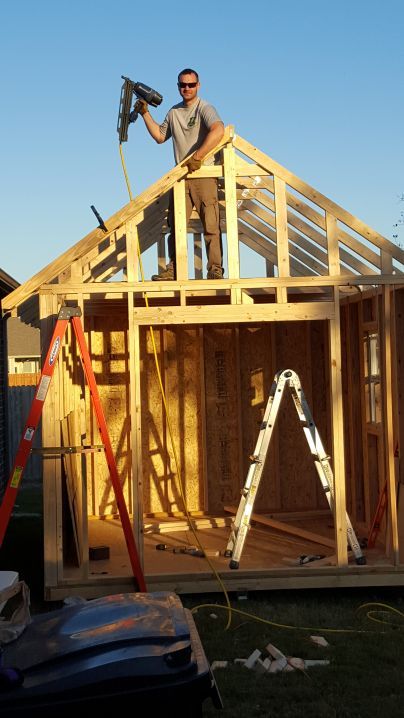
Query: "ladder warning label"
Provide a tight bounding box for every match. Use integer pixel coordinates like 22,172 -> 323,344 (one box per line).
24,427 -> 35,442
36,375 -> 51,402
49,336 -> 60,366
10,467 -> 23,489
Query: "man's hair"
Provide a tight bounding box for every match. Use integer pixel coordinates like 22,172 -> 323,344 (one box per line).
178,68 -> 199,83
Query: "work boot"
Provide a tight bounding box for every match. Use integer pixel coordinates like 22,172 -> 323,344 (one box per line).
207,265 -> 223,279
151,262 -> 175,281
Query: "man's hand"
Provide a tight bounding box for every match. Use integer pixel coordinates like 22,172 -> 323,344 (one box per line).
186,154 -> 202,172
134,99 -> 148,116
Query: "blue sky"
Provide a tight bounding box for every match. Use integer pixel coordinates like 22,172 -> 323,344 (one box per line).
1,0 -> 403,283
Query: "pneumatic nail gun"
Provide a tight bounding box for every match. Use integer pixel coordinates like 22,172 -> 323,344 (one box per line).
117,75 -> 163,143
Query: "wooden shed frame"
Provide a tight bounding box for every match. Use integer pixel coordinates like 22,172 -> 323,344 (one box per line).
3,126 -> 404,599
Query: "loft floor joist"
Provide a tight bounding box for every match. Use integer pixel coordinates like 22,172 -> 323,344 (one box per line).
2,126 -> 404,599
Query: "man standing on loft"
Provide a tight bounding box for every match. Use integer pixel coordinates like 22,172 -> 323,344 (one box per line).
135,68 -> 225,280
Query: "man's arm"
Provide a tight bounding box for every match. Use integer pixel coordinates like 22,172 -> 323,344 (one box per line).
142,111 -> 165,144
193,121 -> 225,161
135,99 -> 165,144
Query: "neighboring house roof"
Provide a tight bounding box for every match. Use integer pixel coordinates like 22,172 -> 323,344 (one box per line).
0,269 -> 19,299
7,317 -> 40,357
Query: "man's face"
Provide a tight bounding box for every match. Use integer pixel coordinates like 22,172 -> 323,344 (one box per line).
178,73 -> 200,103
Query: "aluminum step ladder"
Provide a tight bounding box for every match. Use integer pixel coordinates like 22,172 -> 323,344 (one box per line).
225,369 -> 366,569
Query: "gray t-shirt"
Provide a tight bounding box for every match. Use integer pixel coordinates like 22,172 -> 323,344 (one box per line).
159,98 -> 222,165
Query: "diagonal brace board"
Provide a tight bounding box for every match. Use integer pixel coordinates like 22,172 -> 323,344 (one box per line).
225,369 -> 366,569
0,306 -> 146,591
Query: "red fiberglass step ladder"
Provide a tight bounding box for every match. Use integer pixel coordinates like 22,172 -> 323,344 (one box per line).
367,482 -> 388,549
0,306 -> 146,592
367,442 -> 400,549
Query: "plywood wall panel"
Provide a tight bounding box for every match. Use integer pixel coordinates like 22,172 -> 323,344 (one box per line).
203,326 -> 241,513
84,316 -> 96,516
309,321 -> 332,511
395,287 -> 404,562
394,288 -> 404,490
164,327 -> 204,512
238,324 -> 279,510
140,326 -> 204,514
140,327 -> 167,514
342,303 -> 366,522
85,315 -> 130,516
274,322 -> 318,510
340,305 -> 353,518
367,433 -> 381,522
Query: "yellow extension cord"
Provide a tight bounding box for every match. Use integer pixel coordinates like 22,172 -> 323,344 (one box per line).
190,601 -> 404,634
119,144 -> 404,636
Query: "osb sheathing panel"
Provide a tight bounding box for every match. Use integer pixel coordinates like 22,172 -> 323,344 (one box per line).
60,321 -> 79,419
341,302 -> 366,523
59,322 -> 87,538
274,322 -> 328,511
395,289 -> 404,489
203,326 -> 241,513
309,321 -> 332,511
85,315 -> 131,516
367,433 -> 380,516
238,324 -> 279,510
140,326 -> 204,514
396,289 -> 404,561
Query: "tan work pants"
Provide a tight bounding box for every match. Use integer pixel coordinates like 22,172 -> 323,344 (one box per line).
167,177 -> 222,269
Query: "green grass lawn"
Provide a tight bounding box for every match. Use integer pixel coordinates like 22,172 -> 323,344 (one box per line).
185,588 -> 404,717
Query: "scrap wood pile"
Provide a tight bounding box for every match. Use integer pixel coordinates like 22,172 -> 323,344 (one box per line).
211,635 -> 330,675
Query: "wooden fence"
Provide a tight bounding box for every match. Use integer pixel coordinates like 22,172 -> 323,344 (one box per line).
7,373 -> 42,481
8,372 -> 40,387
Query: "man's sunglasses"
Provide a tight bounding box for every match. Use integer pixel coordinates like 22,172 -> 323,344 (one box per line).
178,82 -> 197,89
